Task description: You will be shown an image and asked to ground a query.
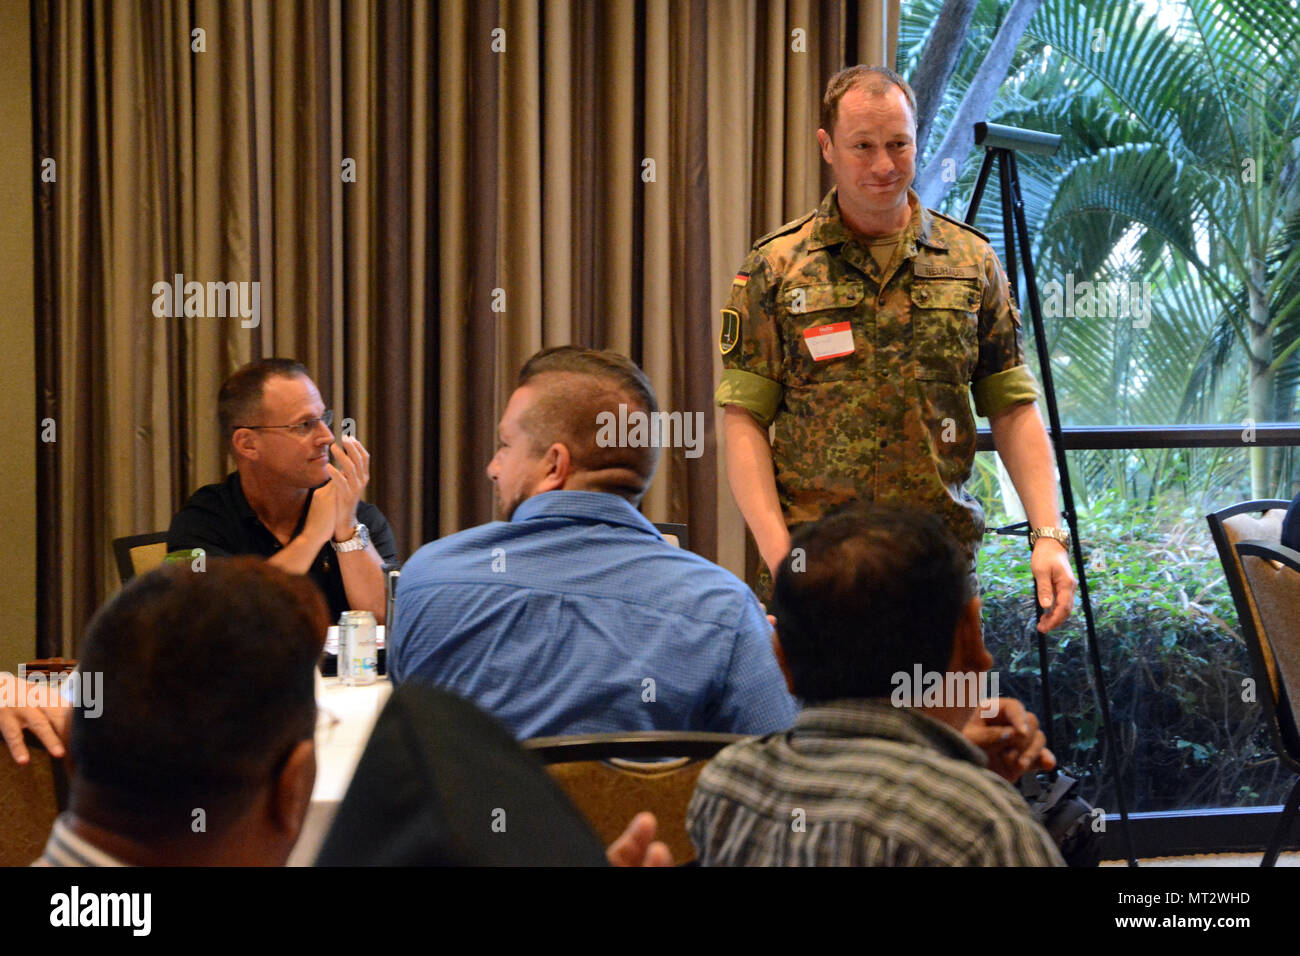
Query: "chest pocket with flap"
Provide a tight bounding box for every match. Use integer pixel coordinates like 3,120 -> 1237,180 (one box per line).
780,281 -> 866,379
911,278 -> 980,384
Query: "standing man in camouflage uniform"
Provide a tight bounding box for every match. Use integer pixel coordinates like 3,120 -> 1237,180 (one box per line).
716,65 -> 1075,632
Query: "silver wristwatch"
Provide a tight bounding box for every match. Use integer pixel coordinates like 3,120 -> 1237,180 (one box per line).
1028,526 -> 1071,551
332,522 -> 371,553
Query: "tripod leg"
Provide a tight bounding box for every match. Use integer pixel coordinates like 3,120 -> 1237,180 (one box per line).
999,150 -> 1017,295
1262,776 -> 1300,867
965,150 -> 997,226
1004,150 -> 1140,866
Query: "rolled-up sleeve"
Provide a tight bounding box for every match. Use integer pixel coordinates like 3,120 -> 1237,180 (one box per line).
973,246 -> 1039,418
973,365 -> 1040,418
714,249 -> 784,428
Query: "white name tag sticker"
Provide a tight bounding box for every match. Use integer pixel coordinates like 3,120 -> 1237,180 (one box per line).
802,321 -> 855,361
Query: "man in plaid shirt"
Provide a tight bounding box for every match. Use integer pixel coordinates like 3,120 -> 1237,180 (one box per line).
688,505 -> 1064,866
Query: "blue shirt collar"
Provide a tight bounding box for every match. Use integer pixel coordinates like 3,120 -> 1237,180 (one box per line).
510,490 -> 663,539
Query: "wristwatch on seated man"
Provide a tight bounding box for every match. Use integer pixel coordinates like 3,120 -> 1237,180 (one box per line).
332,522 -> 371,553
1028,526 -> 1071,551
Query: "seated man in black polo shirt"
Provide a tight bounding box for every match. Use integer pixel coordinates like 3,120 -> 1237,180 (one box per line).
168,358 -> 398,622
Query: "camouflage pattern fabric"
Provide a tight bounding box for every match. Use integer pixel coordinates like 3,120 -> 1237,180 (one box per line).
716,187 -> 1039,572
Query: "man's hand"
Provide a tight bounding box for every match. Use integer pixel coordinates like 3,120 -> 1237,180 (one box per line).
1031,539 -> 1076,633
606,811 -> 673,867
301,477 -> 339,549
987,401 -> 1076,633
327,436 -> 371,541
0,672 -> 72,764
721,406 -> 790,577
963,697 -> 1054,783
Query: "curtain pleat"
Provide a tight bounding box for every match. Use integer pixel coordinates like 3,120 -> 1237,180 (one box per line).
540,1 -> 574,346
35,0 -> 892,654
640,0 -> 672,519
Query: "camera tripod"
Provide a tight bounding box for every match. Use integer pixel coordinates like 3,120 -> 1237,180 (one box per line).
964,122 -> 1138,866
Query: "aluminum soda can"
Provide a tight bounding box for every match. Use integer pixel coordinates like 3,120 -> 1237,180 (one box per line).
338,610 -> 378,686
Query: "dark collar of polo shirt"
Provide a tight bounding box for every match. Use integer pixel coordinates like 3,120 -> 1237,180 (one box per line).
226,471 -> 346,618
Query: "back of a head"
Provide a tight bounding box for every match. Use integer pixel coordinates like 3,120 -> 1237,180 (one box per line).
771,505 -> 971,702
516,346 -> 660,503
70,558 -> 328,843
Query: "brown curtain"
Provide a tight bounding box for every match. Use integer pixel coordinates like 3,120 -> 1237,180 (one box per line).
33,0 -> 894,656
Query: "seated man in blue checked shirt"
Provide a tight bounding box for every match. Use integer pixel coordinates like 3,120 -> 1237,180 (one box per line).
389,346 -> 798,740
688,505 -> 1065,866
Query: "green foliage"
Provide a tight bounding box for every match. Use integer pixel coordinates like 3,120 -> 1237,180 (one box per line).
978,491 -> 1294,811
918,0 -> 1300,496
1026,0 -> 1300,495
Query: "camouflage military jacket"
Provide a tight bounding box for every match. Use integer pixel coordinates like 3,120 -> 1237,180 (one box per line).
714,187 -> 1039,562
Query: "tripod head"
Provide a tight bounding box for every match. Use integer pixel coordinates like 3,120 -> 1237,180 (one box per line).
974,121 -> 1062,156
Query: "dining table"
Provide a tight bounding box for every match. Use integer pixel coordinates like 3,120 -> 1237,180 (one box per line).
287,671 -> 392,866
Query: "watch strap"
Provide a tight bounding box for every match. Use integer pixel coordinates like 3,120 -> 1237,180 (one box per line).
332,522 -> 371,553
1028,526 -> 1070,550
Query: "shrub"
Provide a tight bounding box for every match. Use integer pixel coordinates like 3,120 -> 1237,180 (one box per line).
978,491 -> 1293,812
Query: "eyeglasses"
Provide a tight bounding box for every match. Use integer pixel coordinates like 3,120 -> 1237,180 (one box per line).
236,409 -> 334,437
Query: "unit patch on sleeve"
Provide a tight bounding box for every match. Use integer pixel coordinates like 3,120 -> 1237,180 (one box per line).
719,308 -> 741,355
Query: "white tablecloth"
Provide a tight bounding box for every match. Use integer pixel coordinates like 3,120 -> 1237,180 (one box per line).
288,674 -> 392,866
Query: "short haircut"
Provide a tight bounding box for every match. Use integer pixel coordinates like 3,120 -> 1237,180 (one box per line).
821,65 -> 917,138
70,557 -> 328,840
218,358 -> 311,438
770,505 -> 972,702
515,346 -> 660,503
